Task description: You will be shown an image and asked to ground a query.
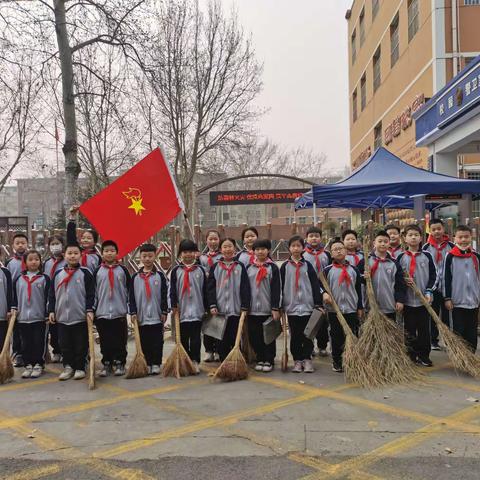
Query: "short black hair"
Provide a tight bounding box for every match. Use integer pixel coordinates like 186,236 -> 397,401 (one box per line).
82,229 -> 99,244
65,243 -> 81,252
101,240 -> 118,253
375,230 -> 390,240
241,227 -> 259,241
12,232 -> 28,242
306,226 -> 322,236
178,239 -> 198,254
429,218 -> 444,227
205,229 -> 220,240
288,235 -> 305,248
139,243 -> 157,253
330,239 -> 345,250
48,234 -> 64,246
341,229 -> 358,240
384,224 -> 400,234
404,224 -> 422,235
220,237 -> 236,249
253,239 -> 272,251
455,224 -> 472,234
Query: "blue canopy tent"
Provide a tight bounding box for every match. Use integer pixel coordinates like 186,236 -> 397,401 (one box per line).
295,147 -> 480,212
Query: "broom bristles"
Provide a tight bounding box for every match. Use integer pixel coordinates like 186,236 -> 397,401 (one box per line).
241,322 -> 256,364
0,312 -> 16,384
213,347 -> 248,382
163,343 -> 197,378
126,352 -> 149,379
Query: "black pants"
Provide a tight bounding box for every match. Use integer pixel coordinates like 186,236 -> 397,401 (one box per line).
203,334 -> 218,354
384,312 -> 396,322
58,322 -> 88,371
288,315 -> 313,361
49,322 -> 61,354
139,323 -> 164,366
0,321 -> 7,351
219,315 -> 240,361
452,307 -> 478,353
430,291 -> 450,343
95,317 -> 128,365
403,306 -> 431,360
328,312 -> 359,366
180,321 -> 202,363
248,315 -> 276,364
18,321 -> 47,367
12,323 -> 22,357
315,317 -> 329,350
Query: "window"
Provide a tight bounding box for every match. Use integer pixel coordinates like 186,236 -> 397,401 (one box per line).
390,13 -> 400,67
464,56 -> 476,68
271,206 -> 278,218
352,89 -> 358,122
372,0 -> 380,19
465,0 -> 480,5
373,46 -> 381,92
467,171 -> 480,180
374,121 -> 382,150
360,74 -> 367,111
408,0 -> 419,42
351,29 -> 357,64
359,8 -> 365,46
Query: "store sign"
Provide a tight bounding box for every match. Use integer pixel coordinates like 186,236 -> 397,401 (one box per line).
210,189 -> 309,206
353,146 -> 371,168
384,94 -> 425,145
425,194 -> 462,201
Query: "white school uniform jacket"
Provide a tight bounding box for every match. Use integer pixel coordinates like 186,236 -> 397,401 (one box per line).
12,272 -> 50,323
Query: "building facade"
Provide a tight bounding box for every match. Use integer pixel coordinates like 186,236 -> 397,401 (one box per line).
0,186 -> 18,217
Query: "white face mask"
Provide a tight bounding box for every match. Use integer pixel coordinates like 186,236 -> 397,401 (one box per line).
50,244 -> 63,256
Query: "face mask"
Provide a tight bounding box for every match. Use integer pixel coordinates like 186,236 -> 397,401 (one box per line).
50,245 -> 63,256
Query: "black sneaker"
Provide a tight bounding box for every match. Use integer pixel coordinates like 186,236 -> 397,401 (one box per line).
13,355 -> 24,368
332,362 -> 343,373
418,357 -> 433,367
431,342 -> 441,351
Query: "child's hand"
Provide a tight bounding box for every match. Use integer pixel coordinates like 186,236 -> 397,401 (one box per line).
161,314 -> 167,323
210,308 -> 218,316
405,278 -> 414,287
395,302 -> 404,313
86,312 -> 94,323
322,293 -> 332,305
445,300 -> 453,311
131,314 -> 138,324
69,205 -> 80,217
48,313 -> 56,324
425,293 -> 433,304
272,310 -> 280,321
364,271 -> 371,280
358,309 -> 364,320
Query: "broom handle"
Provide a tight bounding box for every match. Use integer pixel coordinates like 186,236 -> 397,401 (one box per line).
282,312 -> 288,348
174,310 -> 181,346
362,238 -> 381,311
132,317 -> 145,356
0,310 -> 16,356
318,270 -> 355,339
234,311 -> 247,348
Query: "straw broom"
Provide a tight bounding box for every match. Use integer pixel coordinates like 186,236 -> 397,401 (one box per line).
163,310 -> 196,378
213,311 -> 248,382
407,275 -> 480,378
241,320 -> 256,364
358,238 -> 423,386
281,312 -> 289,373
318,271 -> 380,388
0,311 -> 17,384
86,313 -> 96,390
126,316 -> 149,379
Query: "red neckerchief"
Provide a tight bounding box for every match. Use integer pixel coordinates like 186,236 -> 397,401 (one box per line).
405,250 -> 421,278
370,255 -> 388,277
218,261 -> 236,287
56,266 -> 77,291
333,262 -> 351,286
101,263 -> 118,298
388,245 -> 402,259
81,249 -> 96,267
254,260 -> 271,286
181,264 -> 197,297
305,246 -> 324,272
49,257 -> 64,279
450,246 -> 479,276
243,249 -> 255,265
22,273 -> 43,303
289,259 -> 303,292
347,250 -> 361,266
206,251 -> 219,267
427,234 -> 450,263
139,271 -> 153,300
14,253 -> 26,271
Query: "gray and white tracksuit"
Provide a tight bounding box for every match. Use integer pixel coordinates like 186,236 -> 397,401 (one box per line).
236,249 -> 256,268
346,250 -> 364,268
246,262 -> 281,315
323,262 -> 363,314
199,251 -> 222,270
94,264 -> 131,320
44,257 -> 67,280
12,272 -> 50,323
5,255 -> 25,283
303,246 -> 331,276
0,267 -> 12,322
422,240 -> 454,290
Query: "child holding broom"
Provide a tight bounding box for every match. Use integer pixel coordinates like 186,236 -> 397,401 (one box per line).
129,244 -> 169,375
207,238 -> 251,362
246,239 -> 281,373
48,244 -> 95,381
322,240 -> 363,373
170,239 -> 207,374
12,250 -> 50,379
385,224 -> 404,259
397,225 -> 436,366
94,240 -> 131,377
235,227 -> 259,267
443,225 -> 480,353
199,229 -> 222,363
280,235 -> 323,373
0,266 -> 12,350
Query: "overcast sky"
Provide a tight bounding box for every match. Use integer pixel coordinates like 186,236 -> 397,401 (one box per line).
229,0 -> 352,174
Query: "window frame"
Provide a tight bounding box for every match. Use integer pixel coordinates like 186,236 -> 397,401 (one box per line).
360,74 -> 367,111
374,121 -> 383,150
408,0 -> 419,42
373,46 -> 381,92
390,13 -> 400,67
351,29 -> 357,64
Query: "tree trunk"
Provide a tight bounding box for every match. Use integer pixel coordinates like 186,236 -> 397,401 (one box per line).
53,0 -> 81,211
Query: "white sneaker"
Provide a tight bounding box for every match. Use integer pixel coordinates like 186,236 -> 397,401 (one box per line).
213,352 -> 220,362
73,370 -> 86,380
204,352 -> 215,363
59,366 -> 74,381
151,364 -> 161,375
30,364 -> 43,379
22,365 -> 33,379
318,349 -> 329,357
99,362 -> 111,377
303,359 -> 314,373
51,353 -> 62,363
292,360 -> 303,373
193,361 -> 201,375
147,365 -> 153,375
113,362 -> 125,376
255,362 -> 264,372
262,363 -> 273,373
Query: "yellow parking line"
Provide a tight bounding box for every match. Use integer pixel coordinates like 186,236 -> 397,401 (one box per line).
0,464 -> 61,480
0,377 -> 59,393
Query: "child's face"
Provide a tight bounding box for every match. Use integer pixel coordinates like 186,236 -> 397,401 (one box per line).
330,243 -> 346,262
221,241 -> 235,259
254,247 -> 269,262
140,251 -> 156,268
49,239 -> 63,256
181,250 -> 197,265
343,233 -> 358,251
404,230 -> 421,249
13,237 -> 28,253
65,247 -> 81,265
455,230 -> 472,249
306,232 -> 321,247
25,254 -> 41,272
374,236 -> 389,254
289,241 -> 304,258
386,229 -> 400,247
243,230 -> 257,249
81,231 -> 95,249
206,233 -> 220,252
102,246 -> 118,264
430,223 -> 445,240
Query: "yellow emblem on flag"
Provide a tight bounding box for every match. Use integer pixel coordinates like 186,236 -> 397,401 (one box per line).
122,187 -> 146,216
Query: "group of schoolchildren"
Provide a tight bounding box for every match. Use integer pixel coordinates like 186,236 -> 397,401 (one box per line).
0,213 -> 478,382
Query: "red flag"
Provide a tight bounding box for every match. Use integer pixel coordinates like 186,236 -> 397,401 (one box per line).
79,148 -> 183,258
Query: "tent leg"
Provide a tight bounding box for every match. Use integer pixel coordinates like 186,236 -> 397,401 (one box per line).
414,197 -> 426,223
